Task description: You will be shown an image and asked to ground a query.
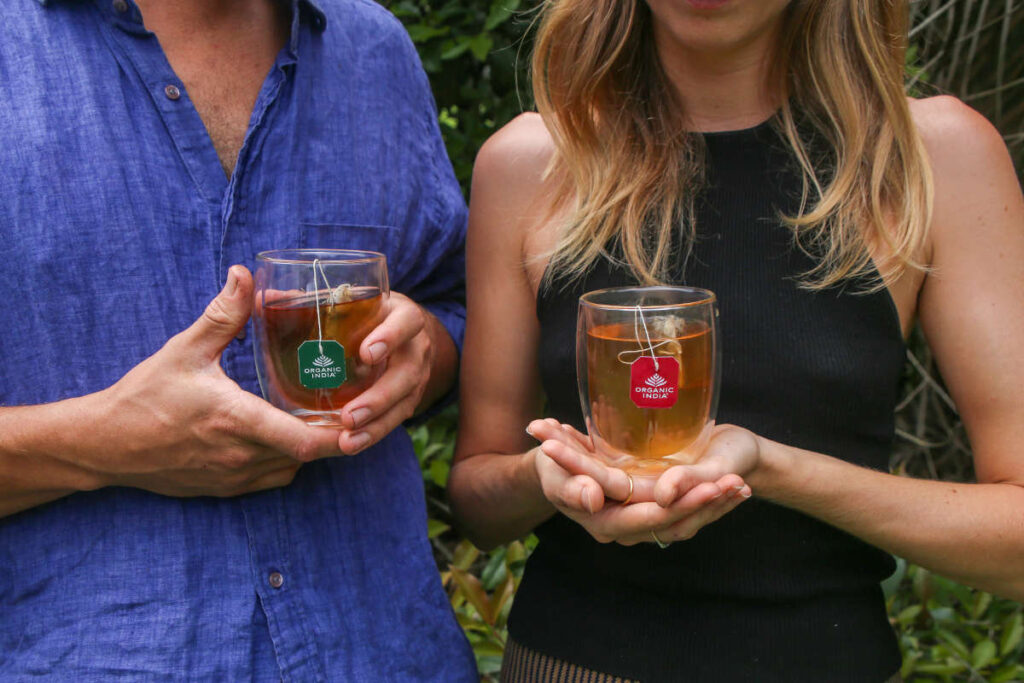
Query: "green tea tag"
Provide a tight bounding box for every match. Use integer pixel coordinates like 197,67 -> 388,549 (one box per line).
297,340 -> 346,389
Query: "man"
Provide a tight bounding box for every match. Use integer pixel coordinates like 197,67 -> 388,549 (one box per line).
0,0 -> 476,680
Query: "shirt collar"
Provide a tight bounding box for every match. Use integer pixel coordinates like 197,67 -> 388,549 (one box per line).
33,0 -> 328,38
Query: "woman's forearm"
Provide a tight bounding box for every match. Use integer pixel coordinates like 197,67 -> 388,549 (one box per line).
448,449 -> 556,550
751,437 -> 1024,600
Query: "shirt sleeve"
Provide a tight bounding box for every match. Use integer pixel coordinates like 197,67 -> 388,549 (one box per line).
385,26 -> 468,414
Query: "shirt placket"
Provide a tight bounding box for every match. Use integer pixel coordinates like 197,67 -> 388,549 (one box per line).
227,42 -> 328,683
95,2 -> 327,680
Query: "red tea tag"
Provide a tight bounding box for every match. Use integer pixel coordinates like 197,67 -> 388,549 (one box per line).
630,356 -> 679,409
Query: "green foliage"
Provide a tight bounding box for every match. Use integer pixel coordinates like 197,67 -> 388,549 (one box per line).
885,561 -> 1024,682
385,0 -> 536,192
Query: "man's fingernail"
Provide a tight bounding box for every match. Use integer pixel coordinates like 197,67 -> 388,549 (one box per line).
347,432 -> 370,452
525,425 -> 535,438
349,407 -> 371,427
740,488 -> 752,499
225,269 -> 238,296
368,342 -> 387,362
583,495 -> 594,514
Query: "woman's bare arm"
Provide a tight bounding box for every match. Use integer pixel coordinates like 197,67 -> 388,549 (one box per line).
447,115 -> 557,549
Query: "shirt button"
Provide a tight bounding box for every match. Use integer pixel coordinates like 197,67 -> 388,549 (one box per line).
268,572 -> 284,589
112,0 -> 128,12
235,327 -> 247,341
164,85 -> 181,101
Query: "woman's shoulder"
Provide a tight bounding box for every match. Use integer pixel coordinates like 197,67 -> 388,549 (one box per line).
473,113 -> 556,192
907,95 -> 1021,256
470,113 -> 562,243
908,96 -> 1010,179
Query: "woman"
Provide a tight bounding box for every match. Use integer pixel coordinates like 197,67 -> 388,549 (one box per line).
448,0 -> 1024,680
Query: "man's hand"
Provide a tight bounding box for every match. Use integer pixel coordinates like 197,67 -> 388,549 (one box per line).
77,265 -> 343,497
336,292 -> 442,454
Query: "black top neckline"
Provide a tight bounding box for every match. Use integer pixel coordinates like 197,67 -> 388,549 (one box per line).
695,113 -> 776,138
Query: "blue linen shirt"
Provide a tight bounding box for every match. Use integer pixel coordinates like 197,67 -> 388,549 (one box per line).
0,0 -> 476,680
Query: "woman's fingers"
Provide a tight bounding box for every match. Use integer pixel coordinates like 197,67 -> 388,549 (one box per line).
654,467 -> 744,508
657,483 -> 751,543
534,448 -> 604,514
579,480 -> 724,542
616,482 -> 751,546
539,437 -> 636,502
560,423 -> 595,451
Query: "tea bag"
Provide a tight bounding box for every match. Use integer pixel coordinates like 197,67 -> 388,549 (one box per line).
328,283 -> 354,307
616,311 -> 686,366
650,314 -> 686,340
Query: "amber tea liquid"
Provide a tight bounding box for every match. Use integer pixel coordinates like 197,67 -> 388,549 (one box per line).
587,321 -> 713,471
262,288 -> 385,421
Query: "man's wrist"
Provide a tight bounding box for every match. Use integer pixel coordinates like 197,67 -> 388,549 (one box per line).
417,306 -> 459,410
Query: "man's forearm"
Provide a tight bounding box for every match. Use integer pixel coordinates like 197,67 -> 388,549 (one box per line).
0,398 -> 105,518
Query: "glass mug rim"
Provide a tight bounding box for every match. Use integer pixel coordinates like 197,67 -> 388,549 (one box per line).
579,285 -> 716,311
256,248 -> 386,265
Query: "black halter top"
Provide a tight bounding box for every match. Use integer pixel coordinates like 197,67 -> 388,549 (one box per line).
509,119 -> 906,681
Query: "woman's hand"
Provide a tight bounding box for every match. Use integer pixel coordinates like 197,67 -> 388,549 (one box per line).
528,419 -> 752,546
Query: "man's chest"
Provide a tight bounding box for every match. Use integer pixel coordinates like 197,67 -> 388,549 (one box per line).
169,51 -> 279,177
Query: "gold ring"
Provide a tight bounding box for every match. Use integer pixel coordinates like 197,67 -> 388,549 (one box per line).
650,529 -> 670,549
620,473 -> 634,506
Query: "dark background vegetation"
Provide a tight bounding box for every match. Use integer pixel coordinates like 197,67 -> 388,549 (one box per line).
383,1 -> 1024,680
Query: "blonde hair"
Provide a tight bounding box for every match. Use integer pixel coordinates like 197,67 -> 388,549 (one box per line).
533,0 -> 933,291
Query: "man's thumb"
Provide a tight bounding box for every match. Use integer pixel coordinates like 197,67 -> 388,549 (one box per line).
183,265 -> 253,361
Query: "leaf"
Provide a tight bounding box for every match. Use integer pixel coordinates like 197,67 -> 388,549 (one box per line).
449,566 -> 494,624
990,663 -> 1024,683
427,518 -> 450,539
485,0 -> 522,31
474,641 -> 506,657
428,458 -> 450,487
480,548 -> 508,590
935,628 -> 970,659
468,34 -> 494,62
452,539 -> 480,570
1000,612 -> 1023,655
899,651 -> 920,679
971,591 -> 994,619
970,639 -> 997,670
881,557 -> 907,600
406,24 -> 450,43
441,39 -> 471,61
505,540 -> 527,566
897,604 -> 923,625
491,572 -> 516,626
914,661 -> 967,675
912,566 -> 933,602
476,654 -> 504,676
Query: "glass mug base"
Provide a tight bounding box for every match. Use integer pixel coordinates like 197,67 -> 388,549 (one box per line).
292,409 -> 346,427
589,419 -> 715,478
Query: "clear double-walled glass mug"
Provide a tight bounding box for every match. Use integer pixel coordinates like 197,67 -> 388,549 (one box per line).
252,249 -> 389,426
577,286 -> 720,476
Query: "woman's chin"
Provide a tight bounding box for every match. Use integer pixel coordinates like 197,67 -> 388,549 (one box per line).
686,0 -> 730,9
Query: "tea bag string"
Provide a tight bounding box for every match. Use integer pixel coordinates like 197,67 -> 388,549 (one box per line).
634,304 -> 659,372
312,258 -> 333,355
